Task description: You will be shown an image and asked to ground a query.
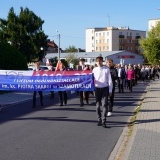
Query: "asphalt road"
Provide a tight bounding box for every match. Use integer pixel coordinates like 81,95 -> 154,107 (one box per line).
0,81 -> 149,160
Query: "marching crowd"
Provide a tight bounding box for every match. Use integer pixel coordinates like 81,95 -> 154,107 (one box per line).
21,58 -> 160,128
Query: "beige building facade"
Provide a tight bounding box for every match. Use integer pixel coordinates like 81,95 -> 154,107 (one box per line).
148,18 -> 160,31
86,27 -> 146,54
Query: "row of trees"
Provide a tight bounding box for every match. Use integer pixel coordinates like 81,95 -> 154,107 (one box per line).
1,6 -> 160,70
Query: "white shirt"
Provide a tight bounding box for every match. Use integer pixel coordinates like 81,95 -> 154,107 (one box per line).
118,68 -> 121,77
92,66 -> 113,93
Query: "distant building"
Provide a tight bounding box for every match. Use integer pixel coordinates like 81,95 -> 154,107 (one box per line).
86,26 -> 146,54
46,39 -> 64,53
148,18 -> 160,31
45,51 -> 144,66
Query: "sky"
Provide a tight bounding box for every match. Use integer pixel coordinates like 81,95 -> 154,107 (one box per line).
1,0 -> 160,50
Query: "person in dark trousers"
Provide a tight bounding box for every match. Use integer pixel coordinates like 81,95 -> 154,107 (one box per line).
55,61 -> 68,106
48,64 -> 55,99
77,58 -> 89,106
92,56 -> 113,128
117,64 -> 126,93
32,62 -> 43,108
106,59 -> 118,116
126,65 -> 135,92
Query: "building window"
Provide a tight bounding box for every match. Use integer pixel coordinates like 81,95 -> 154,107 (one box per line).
96,40 -> 98,44
99,33 -> 101,36
107,32 -> 109,36
99,40 -> 101,43
103,46 -> 105,50
107,39 -> 109,43
107,46 -> 109,50
119,32 -> 122,35
92,36 -> 94,40
96,47 -> 98,50
99,47 -> 101,51
96,33 -> 98,36
136,33 -> 139,36
130,32 -> 132,36
103,32 -> 105,36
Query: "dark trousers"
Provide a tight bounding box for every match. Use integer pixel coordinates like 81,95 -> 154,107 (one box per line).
109,88 -> 115,112
50,91 -> 54,99
58,91 -> 67,105
95,87 -> 109,123
33,91 -> 43,107
117,78 -> 124,93
127,80 -> 133,92
79,91 -> 89,105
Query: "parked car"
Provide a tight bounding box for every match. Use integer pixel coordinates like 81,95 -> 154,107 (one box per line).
28,65 -> 49,71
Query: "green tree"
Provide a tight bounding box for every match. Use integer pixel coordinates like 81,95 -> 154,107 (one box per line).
0,42 -> 28,70
65,53 -> 79,69
140,22 -> 160,64
65,45 -> 78,53
0,7 -> 48,62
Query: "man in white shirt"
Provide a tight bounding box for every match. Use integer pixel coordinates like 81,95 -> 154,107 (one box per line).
92,56 -> 113,128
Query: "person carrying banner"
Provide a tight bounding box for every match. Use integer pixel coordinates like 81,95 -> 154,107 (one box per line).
48,64 -> 55,99
55,60 -> 67,106
32,61 -> 44,108
77,58 -> 89,106
92,56 -> 113,128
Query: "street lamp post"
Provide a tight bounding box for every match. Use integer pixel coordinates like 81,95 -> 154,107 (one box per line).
56,31 -> 60,59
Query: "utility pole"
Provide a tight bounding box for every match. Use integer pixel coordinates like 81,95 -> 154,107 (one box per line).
56,30 -> 61,59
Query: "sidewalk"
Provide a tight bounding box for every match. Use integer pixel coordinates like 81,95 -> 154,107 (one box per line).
109,79 -> 160,160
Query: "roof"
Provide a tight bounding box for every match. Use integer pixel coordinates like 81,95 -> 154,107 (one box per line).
45,51 -> 143,59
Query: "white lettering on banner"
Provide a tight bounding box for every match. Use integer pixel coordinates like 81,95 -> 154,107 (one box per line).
59,83 -> 91,89
10,84 -> 16,88
35,85 -> 52,89
34,78 -> 80,83
13,78 -> 80,83
14,79 -> 34,83
18,84 -> 35,89
1,84 -> 9,89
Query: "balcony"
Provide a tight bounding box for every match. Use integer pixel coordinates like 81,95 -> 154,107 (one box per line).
119,35 -> 124,38
135,36 -> 141,39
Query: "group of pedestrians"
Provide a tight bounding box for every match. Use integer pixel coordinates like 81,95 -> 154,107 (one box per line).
31,58 -> 160,129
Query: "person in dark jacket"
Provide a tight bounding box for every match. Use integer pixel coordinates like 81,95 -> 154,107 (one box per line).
106,59 -> 118,116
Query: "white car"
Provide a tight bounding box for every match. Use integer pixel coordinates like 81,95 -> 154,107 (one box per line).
28,65 -> 49,71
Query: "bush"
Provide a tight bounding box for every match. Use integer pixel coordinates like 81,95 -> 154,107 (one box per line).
0,42 -> 28,70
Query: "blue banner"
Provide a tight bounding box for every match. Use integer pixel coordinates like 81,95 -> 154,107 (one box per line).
0,73 -> 94,91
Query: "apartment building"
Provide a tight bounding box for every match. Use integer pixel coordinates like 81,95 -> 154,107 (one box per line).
86,27 -> 146,54
148,18 -> 160,31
